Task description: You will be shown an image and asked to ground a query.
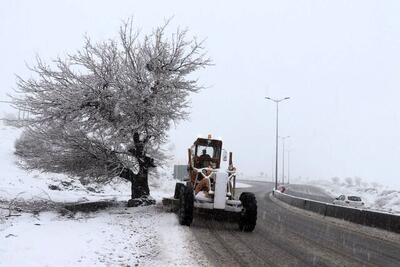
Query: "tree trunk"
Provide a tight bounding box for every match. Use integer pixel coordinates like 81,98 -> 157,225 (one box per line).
119,167 -> 149,199
131,168 -> 150,199
123,135 -> 155,206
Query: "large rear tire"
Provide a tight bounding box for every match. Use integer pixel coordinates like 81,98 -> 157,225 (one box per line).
239,192 -> 257,232
178,183 -> 194,226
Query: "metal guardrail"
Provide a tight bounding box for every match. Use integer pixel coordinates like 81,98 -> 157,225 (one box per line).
273,190 -> 400,234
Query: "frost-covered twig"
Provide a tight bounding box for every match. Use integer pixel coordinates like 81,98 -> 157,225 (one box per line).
5,191 -> 25,217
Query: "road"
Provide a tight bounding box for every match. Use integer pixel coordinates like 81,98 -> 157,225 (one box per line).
190,181 -> 400,267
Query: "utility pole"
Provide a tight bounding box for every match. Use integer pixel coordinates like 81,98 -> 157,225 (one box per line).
265,97 -> 290,190
271,159 -> 274,183
280,136 -> 290,184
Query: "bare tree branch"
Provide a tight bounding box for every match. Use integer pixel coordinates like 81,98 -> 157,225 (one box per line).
11,18 -> 211,198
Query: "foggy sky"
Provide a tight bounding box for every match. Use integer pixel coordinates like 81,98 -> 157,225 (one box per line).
1,0 -> 400,188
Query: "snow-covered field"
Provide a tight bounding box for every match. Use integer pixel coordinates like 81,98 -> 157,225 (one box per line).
0,122 -> 209,266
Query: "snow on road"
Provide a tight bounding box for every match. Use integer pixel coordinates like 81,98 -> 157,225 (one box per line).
235,182 -> 251,188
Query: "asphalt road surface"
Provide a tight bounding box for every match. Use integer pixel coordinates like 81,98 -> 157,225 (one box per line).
191,181 -> 400,267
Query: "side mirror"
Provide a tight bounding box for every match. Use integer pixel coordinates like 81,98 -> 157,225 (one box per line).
222,149 -> 228,161
335,197 -> 339,200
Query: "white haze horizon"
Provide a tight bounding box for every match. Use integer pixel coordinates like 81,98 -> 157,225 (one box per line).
1,0 -> 400,189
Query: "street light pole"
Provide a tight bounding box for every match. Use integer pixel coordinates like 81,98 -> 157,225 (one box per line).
279,136 -> 290,185
275,102 -> 279,187
287,149 -> 291,184
265,97 -> 290,190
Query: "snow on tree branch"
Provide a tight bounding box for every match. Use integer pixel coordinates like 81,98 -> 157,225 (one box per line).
11,18 -> 210,198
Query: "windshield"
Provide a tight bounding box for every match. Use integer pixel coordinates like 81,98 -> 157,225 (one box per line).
196,145 -> 220,158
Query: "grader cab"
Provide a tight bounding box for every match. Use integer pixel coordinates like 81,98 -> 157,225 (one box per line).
191,136 -> 223,169
167,135 -> 257,232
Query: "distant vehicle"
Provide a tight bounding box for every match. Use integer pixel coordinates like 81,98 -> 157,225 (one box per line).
277,185 -> 286,193
333,195 -> 365,208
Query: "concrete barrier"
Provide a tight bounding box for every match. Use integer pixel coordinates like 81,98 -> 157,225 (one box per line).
291,197 -> 306,209
273,190 -> 400,234
304,200 -> 326,216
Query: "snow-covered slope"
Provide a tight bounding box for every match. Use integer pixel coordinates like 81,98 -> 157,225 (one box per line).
295,177 -> 400,215
0,122 -> 176,203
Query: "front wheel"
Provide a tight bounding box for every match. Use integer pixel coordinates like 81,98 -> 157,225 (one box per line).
239,192 -> 257,232
174,182 -> 185,199
178,183 -> 194,226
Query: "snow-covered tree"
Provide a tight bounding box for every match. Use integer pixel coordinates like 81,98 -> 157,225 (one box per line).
11,20 -> 210,204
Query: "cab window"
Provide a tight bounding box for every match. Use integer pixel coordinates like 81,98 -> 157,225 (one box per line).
196,145 -> 215,157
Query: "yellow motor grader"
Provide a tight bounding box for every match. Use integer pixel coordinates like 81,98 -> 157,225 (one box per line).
165,135 -> 257,232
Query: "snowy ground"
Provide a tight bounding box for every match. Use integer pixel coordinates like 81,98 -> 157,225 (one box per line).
0,122 -> 210,266
235,182 -> 251,188
0,205 -> 209,267
0,123 -> 129,203
0,121 -> 180,204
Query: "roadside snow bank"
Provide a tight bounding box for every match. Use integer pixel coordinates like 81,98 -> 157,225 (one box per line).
0,205 -> 209,267
236,182 -> 251,188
